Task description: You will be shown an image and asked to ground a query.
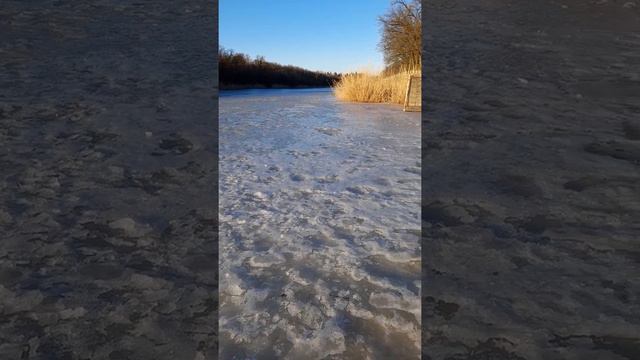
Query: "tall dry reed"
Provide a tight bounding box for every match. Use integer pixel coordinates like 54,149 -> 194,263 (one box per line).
332,68 -> 420,105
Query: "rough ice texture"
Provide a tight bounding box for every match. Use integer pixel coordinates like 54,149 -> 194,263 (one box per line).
0,1 -> 218,359
423,1 -> 640,359
219,89 -> 421,359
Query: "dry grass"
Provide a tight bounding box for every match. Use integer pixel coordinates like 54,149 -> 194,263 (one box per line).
332,68 -> 420,105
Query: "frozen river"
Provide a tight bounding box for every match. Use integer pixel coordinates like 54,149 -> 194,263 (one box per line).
219,88 -> 421,359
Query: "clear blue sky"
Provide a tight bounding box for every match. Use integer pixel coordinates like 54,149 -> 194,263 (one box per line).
219,0 -> 389,73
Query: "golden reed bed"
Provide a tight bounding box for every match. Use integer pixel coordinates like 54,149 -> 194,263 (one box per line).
333,69 -> 421,105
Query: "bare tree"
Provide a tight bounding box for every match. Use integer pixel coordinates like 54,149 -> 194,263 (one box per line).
379,0 -> 422,73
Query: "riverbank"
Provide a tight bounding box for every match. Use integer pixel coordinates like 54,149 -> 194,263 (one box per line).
219,48 -> 339,90
333,70 -> 421,105
220,83 -> 334,90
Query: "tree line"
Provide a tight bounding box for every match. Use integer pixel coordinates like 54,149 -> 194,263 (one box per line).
219,48 -> 340,89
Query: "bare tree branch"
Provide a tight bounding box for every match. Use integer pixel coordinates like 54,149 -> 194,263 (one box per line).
379,0 -> 422,72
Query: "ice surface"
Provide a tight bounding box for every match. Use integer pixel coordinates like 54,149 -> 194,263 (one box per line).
219,88 -> 421,359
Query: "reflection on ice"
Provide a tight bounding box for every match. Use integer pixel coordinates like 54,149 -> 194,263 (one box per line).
220,88 -> 421,359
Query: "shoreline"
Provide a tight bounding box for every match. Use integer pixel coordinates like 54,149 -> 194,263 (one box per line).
219,83 -> 334,90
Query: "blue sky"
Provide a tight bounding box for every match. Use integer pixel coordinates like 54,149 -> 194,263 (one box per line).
219,0 -> 389,73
